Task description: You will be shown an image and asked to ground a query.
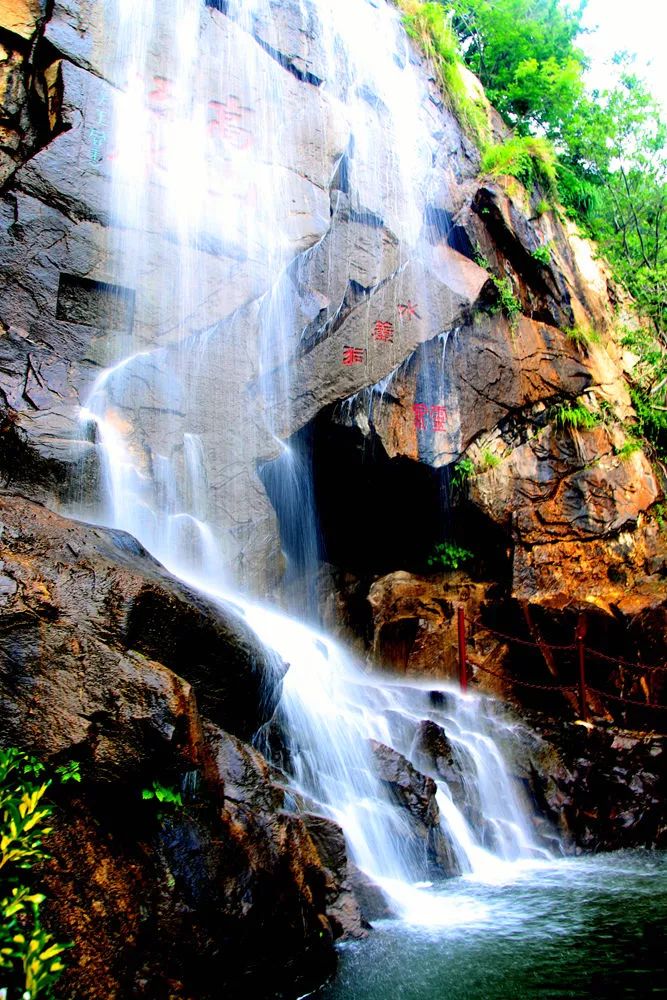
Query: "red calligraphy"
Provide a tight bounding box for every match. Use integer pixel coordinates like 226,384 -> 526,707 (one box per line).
398,301 -> 421,321
343,346 -> 366,366
430,405 -> 447,431
207,96 -> 253,150
413,403 -> 429,430
147,76 -> 175,114
413,403 -> 448,431
373,320 -> 394,342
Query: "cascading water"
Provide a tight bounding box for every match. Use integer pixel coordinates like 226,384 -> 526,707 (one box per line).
73,0 -> 551,931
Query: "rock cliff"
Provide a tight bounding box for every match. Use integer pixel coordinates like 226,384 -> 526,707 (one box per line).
0,0 -> 666,996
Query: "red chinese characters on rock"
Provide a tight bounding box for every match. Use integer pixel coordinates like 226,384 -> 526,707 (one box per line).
371,303 -> 420,348
430,405 -> 447,431
147,76 -> 175,115
413,403 -> 429,430
343,346 -> 366,366
413,403 -> 448,431
398,301 -> 421,321
207,96 -> 254,150
373,320 -> 394,342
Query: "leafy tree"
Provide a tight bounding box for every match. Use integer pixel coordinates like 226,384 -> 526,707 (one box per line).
444,0 -> 588,138
428,0 -> 667,454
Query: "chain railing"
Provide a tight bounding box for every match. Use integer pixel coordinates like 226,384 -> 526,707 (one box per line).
455,610 -> 667,721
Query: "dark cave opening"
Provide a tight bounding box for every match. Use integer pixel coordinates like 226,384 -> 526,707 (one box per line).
259,404 -> 512,583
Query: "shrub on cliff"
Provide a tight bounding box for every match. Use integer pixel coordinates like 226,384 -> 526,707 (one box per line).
0,750 -> 71,1000
481,135 -> 557,196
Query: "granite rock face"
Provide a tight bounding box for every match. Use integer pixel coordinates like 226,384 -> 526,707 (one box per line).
0,491 -> 365,998
0,1 -> 666,992
2,0 -> 662,609
0,493 -> 281,750
517,715 -> 667,851
369,738 -> 461,876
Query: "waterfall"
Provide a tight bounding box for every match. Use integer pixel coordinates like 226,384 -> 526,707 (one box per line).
74,0 -> 552,927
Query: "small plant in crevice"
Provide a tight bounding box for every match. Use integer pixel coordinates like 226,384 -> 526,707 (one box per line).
614,438 -> 642,461
54,761 -> 81,785
450,456 -> 475,491
566,324 -> 600,353
141,781 -> 183,809
0,748 -> 72,1000
534,198 -> 551,217
426,540 -> 474,572
490,275 -> 521,330
551,400 -> 600,432
478,449 -> 501,472
530,243 -> 552,266
473,243 -> 491,270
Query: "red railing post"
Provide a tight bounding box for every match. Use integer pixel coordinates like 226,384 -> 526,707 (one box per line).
576,613 -> 588,720
457,606 -> 467,692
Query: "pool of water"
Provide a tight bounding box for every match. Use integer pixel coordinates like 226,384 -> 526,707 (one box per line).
315,851 -> 667,999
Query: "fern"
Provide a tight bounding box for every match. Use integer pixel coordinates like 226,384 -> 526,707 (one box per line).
552,401 -> 600,431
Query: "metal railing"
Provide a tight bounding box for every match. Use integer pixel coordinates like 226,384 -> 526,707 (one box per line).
455,608 -> 667,722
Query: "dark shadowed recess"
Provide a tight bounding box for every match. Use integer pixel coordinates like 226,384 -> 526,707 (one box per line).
260,404 -> 511,581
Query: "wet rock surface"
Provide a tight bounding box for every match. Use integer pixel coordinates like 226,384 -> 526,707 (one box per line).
518,714 -> 667,851
40,772 -> 338,1000
3,0 -> 660,604
0,493 -> 282,751
367,570 -> 508,680
370,739 -> 461,876
0,0 -> 666,996
0,490 -> 367,997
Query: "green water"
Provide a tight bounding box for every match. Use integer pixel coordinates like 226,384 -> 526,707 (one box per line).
316,852 -> 667,999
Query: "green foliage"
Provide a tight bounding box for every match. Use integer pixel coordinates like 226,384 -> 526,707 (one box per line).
440,1 -> 667,366
530,243 -> 551,265
652,502 -> 667,531
481,135 -> 557,195
614,438 -> 642,461
54,762 -> 80,786
490,275 -> 521,328
478,448 -> 500,471
426,540 -> 474,571
552,401 -> 600,432
397,1 -> 490,145
444,0 -> 587,140
0,749 -> 71,999
620,326 -> 667,459
473,244 -> 490,269
141,781 -> 183,808
534,198 -> 551,216
555,161 -> 599,220
566,324 -> 600,353
450,456 -> 475,490
630,386 -> 667,460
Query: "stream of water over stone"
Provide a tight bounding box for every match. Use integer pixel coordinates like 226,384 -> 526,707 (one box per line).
69,0 -> 666,992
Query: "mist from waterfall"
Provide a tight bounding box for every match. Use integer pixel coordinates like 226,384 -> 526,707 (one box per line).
74,0 -> 553,926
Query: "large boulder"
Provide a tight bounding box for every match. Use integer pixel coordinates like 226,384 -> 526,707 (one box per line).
0,491 -> 365,997
517,714 -> 667,851
38,734 -> 341,1000
367,570 -> 507,680
0,492 -> 283,763
369,738 -> 460,876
